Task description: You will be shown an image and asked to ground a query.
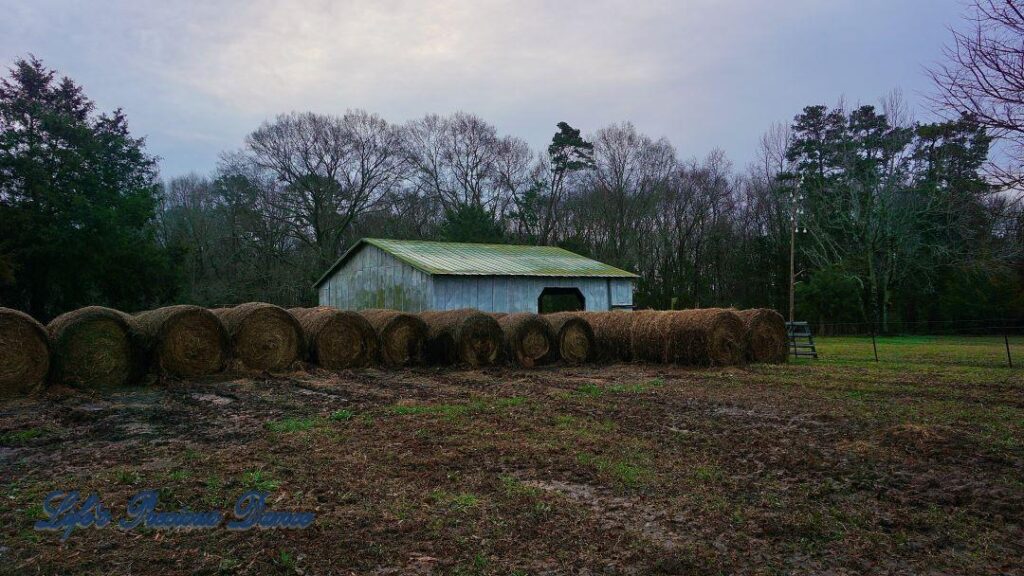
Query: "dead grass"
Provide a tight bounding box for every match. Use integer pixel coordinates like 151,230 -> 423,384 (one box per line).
1,355 -> 1022,575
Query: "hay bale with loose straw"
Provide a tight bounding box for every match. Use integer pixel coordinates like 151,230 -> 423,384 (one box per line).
582,311 -> 646,362
631,308 -> 745,366
737,308 -> 788,363
0,307 -> 50,396
358,309 -> 427,367
289,307 -> 378,369
47,306 -> 139,388
213,303 -> 302,371
496,313 -> 555,367
419,309 -> 503,367
543,312 -> 595,364
133,305 -> 228,377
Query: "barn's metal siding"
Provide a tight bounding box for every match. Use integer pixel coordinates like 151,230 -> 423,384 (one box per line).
318,245 -> 433,311
609,278 -> 634,308
431,276 -> 632,312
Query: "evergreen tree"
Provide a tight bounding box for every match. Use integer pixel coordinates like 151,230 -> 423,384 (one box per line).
0,56 -> 177,318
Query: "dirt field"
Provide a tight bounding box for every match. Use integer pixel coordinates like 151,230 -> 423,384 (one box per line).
2,342 -> 1023,575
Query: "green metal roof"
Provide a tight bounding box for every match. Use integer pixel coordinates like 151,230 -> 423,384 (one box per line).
314,238 -> 638,287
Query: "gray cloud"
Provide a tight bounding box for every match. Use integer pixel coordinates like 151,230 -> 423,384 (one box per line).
0,0 -> 964,177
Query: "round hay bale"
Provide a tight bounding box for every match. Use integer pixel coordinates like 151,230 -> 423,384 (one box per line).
581,311 -> 645,362
419,309 -> 503,367
47,306 -> 139,388
213,303 -> 302,371
289,307 -> 378,369
544,312 -> 595,364
133,305 -> 228,377
0,307 -> 50,397
631,309 -> 746,366
358,309 -> 427,367
736,308 -> 788,363
497,313 -> 555,368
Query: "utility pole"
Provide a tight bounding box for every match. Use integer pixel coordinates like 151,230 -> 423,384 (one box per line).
788,185 -> 803,323
789,200 -> 796,323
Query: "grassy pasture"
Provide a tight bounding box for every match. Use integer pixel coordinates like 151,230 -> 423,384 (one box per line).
0,339 -> 1021,574
815,334 -> 1024,367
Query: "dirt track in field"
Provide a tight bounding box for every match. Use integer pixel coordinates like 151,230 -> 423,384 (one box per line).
1,362 -> 1022,575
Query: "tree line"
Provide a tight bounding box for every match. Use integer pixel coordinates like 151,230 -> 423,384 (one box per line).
3,0 -> 1024,328
152,98 -> 1020,330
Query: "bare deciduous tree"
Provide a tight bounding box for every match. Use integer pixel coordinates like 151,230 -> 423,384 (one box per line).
236,110 -> 405,269
403,112 -> 532,217
930,0 -> 1024,186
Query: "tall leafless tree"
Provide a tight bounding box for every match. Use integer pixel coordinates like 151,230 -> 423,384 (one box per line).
234,110 -> 406,269
403,112 -> 532,217
931,0 -> 1024,186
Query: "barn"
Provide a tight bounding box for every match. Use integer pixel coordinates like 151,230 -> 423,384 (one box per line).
314,238 -> 637,313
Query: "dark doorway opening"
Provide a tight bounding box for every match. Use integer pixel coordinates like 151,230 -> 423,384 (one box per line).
538,287 -> 585,313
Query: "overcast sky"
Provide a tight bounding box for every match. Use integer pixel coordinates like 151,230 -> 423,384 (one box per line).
1,0 -> 967,178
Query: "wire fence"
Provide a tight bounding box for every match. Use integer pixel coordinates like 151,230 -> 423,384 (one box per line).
797,319 -> 1024,368
807,318 -> 1024,337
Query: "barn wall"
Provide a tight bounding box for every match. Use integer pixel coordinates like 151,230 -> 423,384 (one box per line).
609,278 -> 634,308
317,245 -> 433,311
432,276 -> 633,313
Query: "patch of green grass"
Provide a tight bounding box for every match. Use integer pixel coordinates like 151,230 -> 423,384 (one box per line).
203,474 -> 225,507
217,557 -> 240,573
0,427 -> 47,445
577,451 -> 652,489
432,489 -> 480,511
167,469 -> 190,482
392,405 -> 448,415
274,549 -> 296,571
574,383 -> 605,397
266,416 -> 317,433
499,475 -> 541,498
115,468 -> 141,485
390,396 -> 526,418
689,464 -> 725,485
241,468 -> 280,492
553,414 -> 617,440
495,396 -> 527,408
329,409 -> 354,422
24,503 -> 44,521
158,485 -> 177,505
574,378 -> 665,397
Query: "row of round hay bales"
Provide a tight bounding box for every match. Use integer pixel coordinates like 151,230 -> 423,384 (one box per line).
0,304 -> 785,397
580,308 -> 787,366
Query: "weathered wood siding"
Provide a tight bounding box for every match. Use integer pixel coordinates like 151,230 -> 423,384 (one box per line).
431,276 -> 632,312
317,245 -> 433,311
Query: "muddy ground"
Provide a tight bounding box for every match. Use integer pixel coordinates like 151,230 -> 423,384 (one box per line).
1,361 -> 1022,575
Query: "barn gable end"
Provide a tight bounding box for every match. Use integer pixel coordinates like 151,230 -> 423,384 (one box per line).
318,244 -> 434,311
